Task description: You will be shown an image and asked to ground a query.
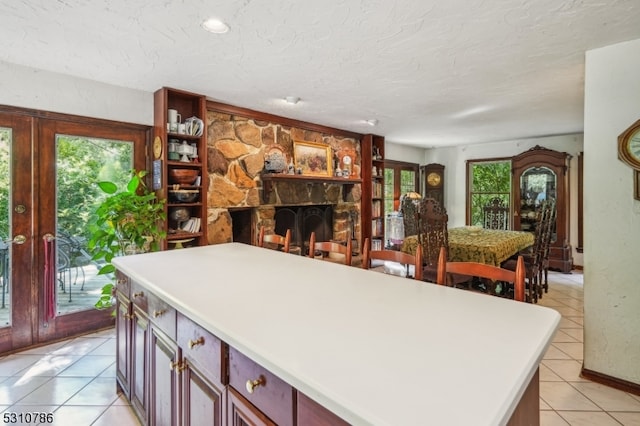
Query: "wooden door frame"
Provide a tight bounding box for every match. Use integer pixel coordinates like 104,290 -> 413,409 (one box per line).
0,104 -> 150,351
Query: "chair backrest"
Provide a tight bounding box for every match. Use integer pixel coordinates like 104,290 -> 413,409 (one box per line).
362,238 -> 423,280
308,232 -> 352,266
417,198 -> 448,267
530,200 -> 554,266
482,197 -> 509,230
436,246 -> 526,302
258,226 -> 291,253
400,195 -> 420,237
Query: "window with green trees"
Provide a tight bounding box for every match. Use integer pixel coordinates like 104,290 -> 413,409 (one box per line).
468,160 -> 511,226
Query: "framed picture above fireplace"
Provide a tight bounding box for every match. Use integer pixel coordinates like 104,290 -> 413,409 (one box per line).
293,140 -> 333,177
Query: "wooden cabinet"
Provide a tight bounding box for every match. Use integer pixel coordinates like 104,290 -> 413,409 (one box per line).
227,387 -> 276,426
421,163 -> 445,206
116,285 -> 227,426
149,324 -> 179,426
512,145 -> 573,272
297,392 -> 349,426
177,312 -> 226,426
115,273 -> 131,399
361,134 -> 385,250
131,304 -> 149,424
153,87 -> 208,250
228,347 -> 294,426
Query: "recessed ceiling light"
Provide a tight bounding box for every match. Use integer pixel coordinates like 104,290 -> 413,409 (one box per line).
284,96 -> 300,104
365,119 -> 379,126
201,18 -> 230,34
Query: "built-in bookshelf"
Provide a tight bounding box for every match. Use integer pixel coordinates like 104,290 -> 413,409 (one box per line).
361,134 -> 385,250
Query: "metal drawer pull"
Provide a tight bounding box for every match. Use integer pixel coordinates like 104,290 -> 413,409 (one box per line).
116,278 -> 126,284
188,337 -> 205,349
133,291 -> 144,298
246,376 -> 265,394
169,360 -> 185,372
153,309 -> 166,318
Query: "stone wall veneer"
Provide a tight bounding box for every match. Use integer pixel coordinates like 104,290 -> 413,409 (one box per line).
206,109 -> 363,246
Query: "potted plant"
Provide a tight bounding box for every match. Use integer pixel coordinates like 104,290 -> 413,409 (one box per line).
89,169 -> 166,309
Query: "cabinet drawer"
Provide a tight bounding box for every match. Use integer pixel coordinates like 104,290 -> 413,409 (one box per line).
130,281 -> 148,312
146,291 -> 176,340
228,347 -> 294,426
115,271 -> 130,297
297,392 -> 349,426
177,313 -> 224,385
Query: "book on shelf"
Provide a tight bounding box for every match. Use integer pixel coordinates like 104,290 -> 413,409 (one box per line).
371,238 -> 383,251
371,218 -> 383,236
372,200 -> 381,217
372,182 -> 383,198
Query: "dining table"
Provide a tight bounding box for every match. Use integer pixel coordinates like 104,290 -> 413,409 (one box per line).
401,226 -> 535,266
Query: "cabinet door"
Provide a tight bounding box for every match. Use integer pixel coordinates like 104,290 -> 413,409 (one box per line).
182,359 -> 225,426
131,306 -> 149,424
115,293 -> 131,397
149,324 -> 180,426
227,387 -> 276,426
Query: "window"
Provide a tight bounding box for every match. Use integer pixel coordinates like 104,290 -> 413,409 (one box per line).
467,159 -> 511,226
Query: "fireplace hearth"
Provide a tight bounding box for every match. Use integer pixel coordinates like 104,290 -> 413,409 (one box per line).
274,205 -> 333,252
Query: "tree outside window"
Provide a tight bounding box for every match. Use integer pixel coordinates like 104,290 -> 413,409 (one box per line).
468,160 -> 511,227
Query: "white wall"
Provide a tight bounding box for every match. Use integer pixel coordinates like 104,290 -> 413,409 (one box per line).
0,61 -> 152,124
384,142 -> 425,164
386,135 -> 584,267
583,39 -> 640,385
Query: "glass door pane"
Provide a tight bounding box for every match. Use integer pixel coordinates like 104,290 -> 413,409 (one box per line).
0,127 -> 11,328
55,135 -> 133,315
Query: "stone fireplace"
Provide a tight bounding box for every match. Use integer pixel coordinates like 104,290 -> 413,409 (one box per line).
205,106 -> 363,252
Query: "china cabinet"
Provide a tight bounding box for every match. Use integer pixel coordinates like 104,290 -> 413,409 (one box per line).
512,145 -> 572,273
153,87 -> 208,249
361,134 -> 385,250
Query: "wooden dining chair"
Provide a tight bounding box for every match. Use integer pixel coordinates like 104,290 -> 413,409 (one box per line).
503,199 -> 554,302
416,198 -> 471,286
258,226 -> 291,253
308,232 -> 352,266
482,197 -> 509,230
362,238 -> 423,280
437,247 -> 526,302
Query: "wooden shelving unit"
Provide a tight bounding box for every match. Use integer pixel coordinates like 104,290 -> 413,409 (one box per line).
153,87 -> 208,250
361,134 -> 385,250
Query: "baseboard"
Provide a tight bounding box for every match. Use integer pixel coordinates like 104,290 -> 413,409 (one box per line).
581,367 -> 640,396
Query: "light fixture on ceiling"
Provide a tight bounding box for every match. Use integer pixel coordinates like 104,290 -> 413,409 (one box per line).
365,119 -> 379,126
201,18 -> 230,34
284,96 -> 300,104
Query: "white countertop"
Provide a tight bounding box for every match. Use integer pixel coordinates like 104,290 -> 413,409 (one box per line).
113,243 -> 560,426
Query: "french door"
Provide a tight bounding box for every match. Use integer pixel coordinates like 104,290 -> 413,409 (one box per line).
0,108 -> 148,353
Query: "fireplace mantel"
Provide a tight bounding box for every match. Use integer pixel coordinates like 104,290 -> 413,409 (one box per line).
261,174 -> 362,202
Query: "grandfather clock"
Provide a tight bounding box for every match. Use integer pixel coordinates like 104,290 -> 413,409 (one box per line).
421,163 -> 445,205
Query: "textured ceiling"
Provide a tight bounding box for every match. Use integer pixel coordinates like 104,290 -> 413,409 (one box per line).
1,0 -> 640,147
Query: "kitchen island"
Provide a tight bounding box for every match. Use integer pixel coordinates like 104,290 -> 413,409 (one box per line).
113,243 -> 560,425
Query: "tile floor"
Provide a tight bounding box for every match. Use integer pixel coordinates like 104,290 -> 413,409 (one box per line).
537,271 -> 640,426
0,328 -> 140,425
0,270 -> 638,425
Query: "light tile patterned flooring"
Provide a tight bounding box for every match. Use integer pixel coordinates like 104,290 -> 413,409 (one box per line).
537,271 -> 640,426
0,271 -> 638,425
0,328 -> 139,425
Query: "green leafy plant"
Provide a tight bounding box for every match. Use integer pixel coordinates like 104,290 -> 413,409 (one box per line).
89,169 -> 166,309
